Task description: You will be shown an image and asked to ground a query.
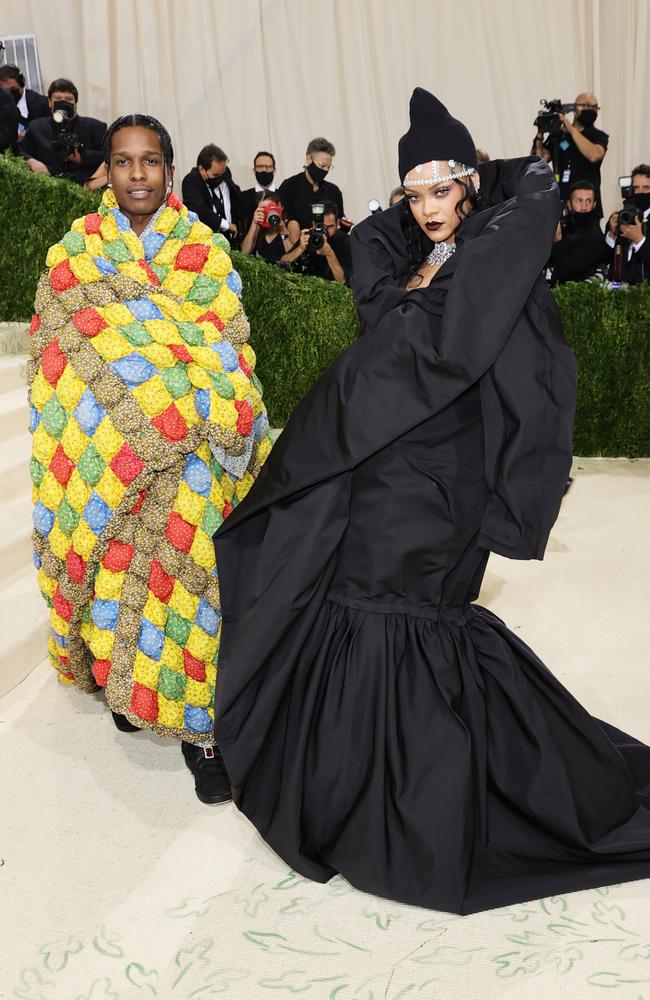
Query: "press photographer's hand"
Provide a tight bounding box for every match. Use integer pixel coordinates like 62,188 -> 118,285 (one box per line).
316,234 -> 331,256
620,220 -> 644,243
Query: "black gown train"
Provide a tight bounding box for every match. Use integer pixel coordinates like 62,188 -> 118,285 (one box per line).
212,156 -> 650,915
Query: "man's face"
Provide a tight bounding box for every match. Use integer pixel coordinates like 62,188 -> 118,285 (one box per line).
49,90 -> 77,116
323,213 -> 338,237
568,189 -> 596,213
254,155 -> 275,178
306,152 -> 333,174
107,125 -> 171,221
0,78 -> 23,101
574,93 -> 599,121
632,174 -> 650,195
200,159 -> 228,183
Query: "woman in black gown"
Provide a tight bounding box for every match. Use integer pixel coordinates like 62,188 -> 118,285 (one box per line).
212,89 -> 650,915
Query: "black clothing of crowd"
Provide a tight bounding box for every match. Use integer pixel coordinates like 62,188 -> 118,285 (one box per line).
1,70 -> 107,186
181,140 -> 351,284
1,68 -> 648,286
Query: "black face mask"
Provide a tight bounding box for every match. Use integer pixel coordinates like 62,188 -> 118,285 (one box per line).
569,209 -> 597,227
255,170 -> 274,187
308,163 -> 329,184
578,109 -> 598,128
52,99 -> 76,123
9,87 -> 22,104
206,175 -> 224,190
633,192 -> 650,213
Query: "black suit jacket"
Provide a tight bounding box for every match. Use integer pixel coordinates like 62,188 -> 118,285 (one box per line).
182,166 -> 246,236
0,87 -> 19,151
18,114 -> 106,183
607,217 -> 650,284
24,89 -> 50,123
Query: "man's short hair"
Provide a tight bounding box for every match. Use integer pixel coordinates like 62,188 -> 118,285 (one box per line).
322,200 -> 339,218
307,137 -> 336,158
631,164 -> 650,181
0,64 -> 25,88
48,78 -> 79,102
568,180 -> 597,196
197,144 -> 228,169
254,150 -> 276,168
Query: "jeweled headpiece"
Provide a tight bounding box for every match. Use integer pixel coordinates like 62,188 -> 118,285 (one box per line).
398,88 -> 477,183
405,159 -> 475,187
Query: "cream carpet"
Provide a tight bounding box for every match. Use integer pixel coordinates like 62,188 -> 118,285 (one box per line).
2,458 -> 649,1000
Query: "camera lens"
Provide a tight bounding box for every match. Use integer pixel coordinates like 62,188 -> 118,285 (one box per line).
308,230 -> 325,251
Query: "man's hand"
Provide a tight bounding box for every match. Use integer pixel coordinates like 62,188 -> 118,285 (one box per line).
558,113 -> 574,134
620,219 -> 644,244
315,234 -> 331,257
299,229 -> 311,251
608,212 -> 619,234
228,223 -> 238,237
66,149 -> 82,165
554,223 -> 563,242
27,157 -> 50,175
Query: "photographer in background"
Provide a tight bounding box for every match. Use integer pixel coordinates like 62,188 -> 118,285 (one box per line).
240,195 -> 294,264
278,137 -> 345,244
322,200 -> 352,282
240,151 -> 282,232
182,144 -> 245,245
282,201 -> 347,283
17,78 -> 107,188
0,64 -> 49,141
550,180 -> 608,284
606,165 -> 650,284
533,92 -> 608,217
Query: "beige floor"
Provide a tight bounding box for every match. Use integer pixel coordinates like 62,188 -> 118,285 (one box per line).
2,459 -> 649,1000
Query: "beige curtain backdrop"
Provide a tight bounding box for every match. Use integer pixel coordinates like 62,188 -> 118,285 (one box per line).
1,0 -> 649,223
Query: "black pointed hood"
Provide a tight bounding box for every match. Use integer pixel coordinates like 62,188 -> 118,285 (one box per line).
398,88 -> 477,181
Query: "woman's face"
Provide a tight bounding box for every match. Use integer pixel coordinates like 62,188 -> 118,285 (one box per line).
107,126 -> 173,230
403,161 -> 478,243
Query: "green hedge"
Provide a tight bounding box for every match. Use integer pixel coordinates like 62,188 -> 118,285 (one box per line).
0,154 -> 101,319
1,153 -> 648,454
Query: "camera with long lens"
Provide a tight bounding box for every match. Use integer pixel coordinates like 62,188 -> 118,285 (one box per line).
51,100 -> 83,167
307,203 -> 327,251
534,98 -> 576,139
616,175 -> 640,236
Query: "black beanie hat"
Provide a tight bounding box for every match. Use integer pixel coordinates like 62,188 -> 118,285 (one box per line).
398,88 -> 477,182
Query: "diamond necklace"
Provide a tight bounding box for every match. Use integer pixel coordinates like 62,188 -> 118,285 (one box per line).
426,240 -> 456,267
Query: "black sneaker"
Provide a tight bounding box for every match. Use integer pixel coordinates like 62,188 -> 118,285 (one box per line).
111,711 -> 141,733
181,742 -> 232,804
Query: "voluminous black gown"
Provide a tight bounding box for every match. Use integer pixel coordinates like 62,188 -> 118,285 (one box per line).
213,157 -> 650,914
